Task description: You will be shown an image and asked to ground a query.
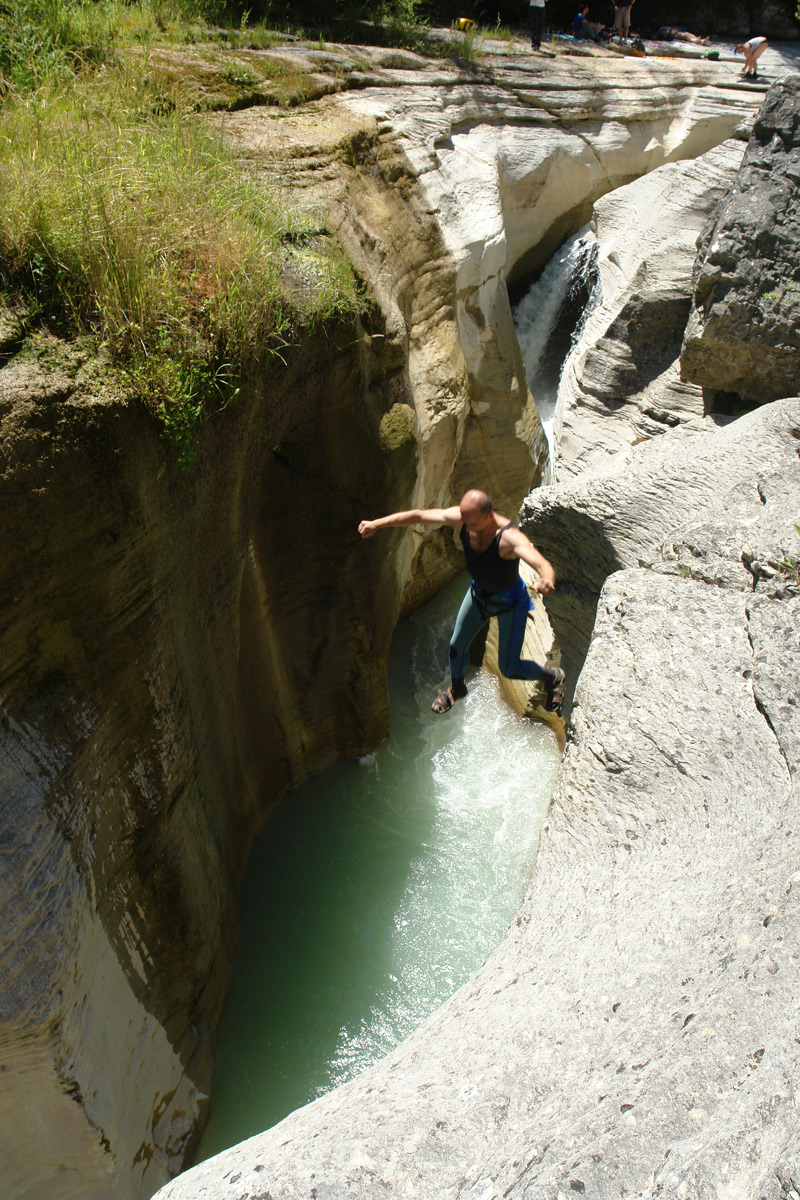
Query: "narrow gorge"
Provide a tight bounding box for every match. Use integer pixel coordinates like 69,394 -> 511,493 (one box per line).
2,28 -> 800,1200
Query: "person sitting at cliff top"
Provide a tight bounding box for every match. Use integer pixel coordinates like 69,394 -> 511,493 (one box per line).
358,490 -> 566,714
573,6 -> 605,40
735,35 -> 768,78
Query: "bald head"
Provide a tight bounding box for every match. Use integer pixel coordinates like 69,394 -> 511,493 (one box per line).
460,490 -> 493,516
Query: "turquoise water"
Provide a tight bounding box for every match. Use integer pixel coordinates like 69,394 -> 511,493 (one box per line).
198,574 -> 560,1160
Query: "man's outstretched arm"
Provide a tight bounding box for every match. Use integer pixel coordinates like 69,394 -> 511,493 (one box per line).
358,506 -> 461,538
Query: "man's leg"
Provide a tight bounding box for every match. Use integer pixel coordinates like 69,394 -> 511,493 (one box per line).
495,600 -> 566,711
495,600 -> 544,681
432,588 -> 486,712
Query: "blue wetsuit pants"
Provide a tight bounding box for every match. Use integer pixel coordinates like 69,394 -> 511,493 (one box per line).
449,576 -> 547,685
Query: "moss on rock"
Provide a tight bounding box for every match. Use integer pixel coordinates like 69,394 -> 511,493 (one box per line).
378,402 -> 416,451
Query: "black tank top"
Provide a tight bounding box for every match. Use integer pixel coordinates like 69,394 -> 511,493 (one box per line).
459,522 -> 520,595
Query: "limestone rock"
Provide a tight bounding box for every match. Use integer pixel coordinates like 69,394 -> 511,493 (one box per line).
681,76 -> 800,403
521,396 -> 800,700
0,37 -> 781,1200
554,139 -> 744,480
152,399 -> 800,1200
223,44 -> 764,605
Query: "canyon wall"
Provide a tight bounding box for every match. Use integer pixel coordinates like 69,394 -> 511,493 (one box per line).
154,394 -> 800,1199
234,40 -> 763,609
0,35 -> 777,1200
553,139 -> 744,482
152,73 -> 800,1200
0,320 -> 412,1198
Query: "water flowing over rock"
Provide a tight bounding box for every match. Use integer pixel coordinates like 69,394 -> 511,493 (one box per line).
681,75 -> 800,403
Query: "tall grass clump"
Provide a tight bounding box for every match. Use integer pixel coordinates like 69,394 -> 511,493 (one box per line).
0,0 -> 235,95
442,23 -> 484,64
0,61 -> 364,468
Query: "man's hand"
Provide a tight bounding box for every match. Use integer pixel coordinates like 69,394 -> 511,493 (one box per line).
358,520 -> 378,538
533,577 -> 556,596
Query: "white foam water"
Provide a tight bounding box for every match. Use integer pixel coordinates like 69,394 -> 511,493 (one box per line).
514,228 -> 602,474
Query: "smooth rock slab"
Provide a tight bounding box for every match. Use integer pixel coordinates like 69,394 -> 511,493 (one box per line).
521,396 -> 800,694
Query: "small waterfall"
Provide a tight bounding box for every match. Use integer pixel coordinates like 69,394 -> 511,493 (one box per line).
513,229 -> 601,478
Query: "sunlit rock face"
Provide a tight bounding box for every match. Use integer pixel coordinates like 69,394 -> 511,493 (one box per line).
552,139 -> 745,480
521,394 -> 800,705
681,76 -> 800,404
0,38 -> 773,1200
222,44 -> 762,609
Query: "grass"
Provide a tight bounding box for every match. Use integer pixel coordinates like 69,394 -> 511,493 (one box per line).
134,44 -> 335,110
779,523 -> 800,587
0,0 -> 229,94
0,3 -> 366,470
445,24 -> 483,64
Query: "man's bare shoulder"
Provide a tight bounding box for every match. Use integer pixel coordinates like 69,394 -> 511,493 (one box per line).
498,522 -> 531,557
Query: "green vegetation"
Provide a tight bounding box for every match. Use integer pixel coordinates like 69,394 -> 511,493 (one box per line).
445,22 -> 483,64
0,0 -> 513,467
0,0 -> 366,470
780,523 -> 800,587
379,403 -> 415,451
0,0 -> 227,95
762,280 -> 799,309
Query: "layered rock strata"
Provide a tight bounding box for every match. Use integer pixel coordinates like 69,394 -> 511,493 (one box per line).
681,75 -> 800,403
553,139 -> 745,480
0,322 -> 411,1199
153,398 -> 800,1199
222,42 -> 764,606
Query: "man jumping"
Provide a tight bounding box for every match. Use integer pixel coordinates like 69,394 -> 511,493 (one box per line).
358,490 -> 566,714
